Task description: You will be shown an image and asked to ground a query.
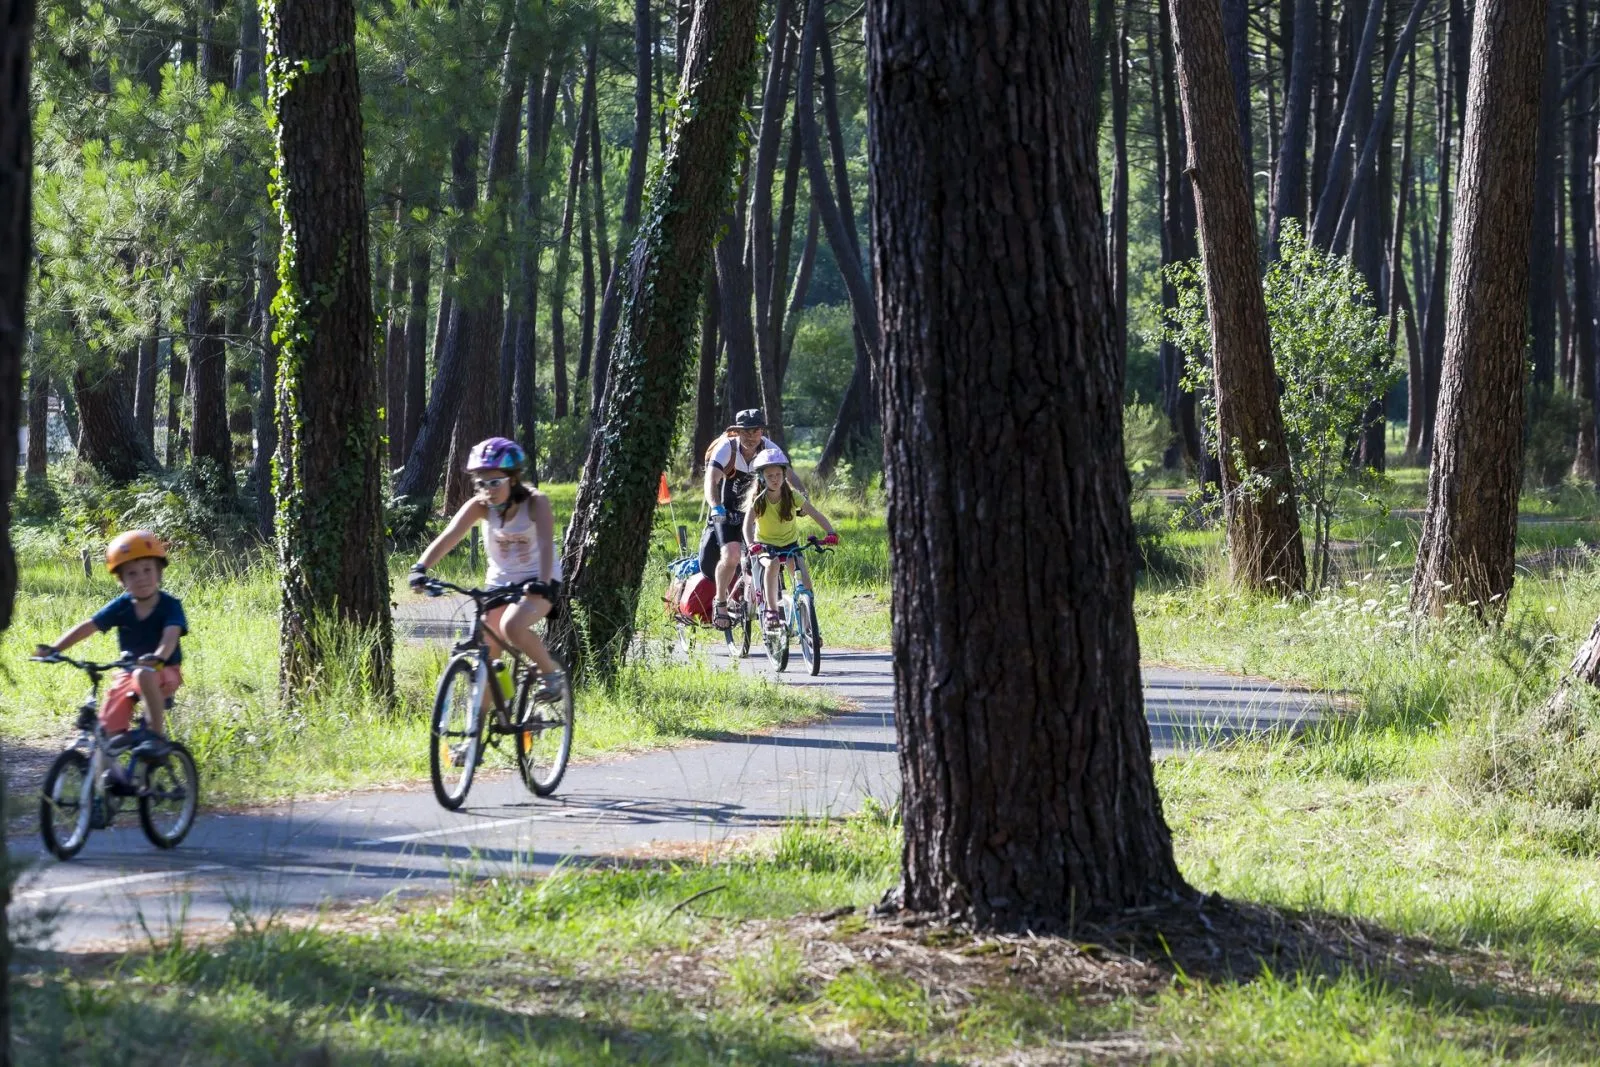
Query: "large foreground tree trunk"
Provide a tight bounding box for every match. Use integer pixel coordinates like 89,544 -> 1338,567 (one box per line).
867,0 -> 1187,927
1410,0 -> 1546,618
554,0 -> 758,679
266,0 -> 393,696
0,5 -> 34,1060
1173,0 -> 1307,593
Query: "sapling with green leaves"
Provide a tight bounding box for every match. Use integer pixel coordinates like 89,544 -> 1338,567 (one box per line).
1158,223 -> 1400,588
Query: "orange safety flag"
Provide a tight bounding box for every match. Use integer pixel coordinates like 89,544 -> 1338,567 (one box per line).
657,473 -> 672,504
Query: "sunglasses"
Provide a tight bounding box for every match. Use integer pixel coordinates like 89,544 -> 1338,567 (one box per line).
473,476 -> 510,490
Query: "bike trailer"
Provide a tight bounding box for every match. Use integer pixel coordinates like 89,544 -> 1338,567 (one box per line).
665,557 -> 714,625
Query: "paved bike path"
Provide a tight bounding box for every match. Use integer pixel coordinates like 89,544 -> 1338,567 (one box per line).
8,647 -> 1325,951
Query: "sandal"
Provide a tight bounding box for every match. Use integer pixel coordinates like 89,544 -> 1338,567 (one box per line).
712,601 -> 732,631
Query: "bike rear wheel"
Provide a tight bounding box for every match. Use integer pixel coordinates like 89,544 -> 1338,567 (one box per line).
797,592 -> 822,675
515,668 -> 575,796
430,657 -> 484,810
137,742 -> 198,848
40,749 -> 93,860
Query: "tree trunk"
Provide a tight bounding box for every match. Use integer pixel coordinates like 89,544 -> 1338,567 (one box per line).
552,36 -> 597,421
73,367 -> 160,483
515,66 -> 562,460
1410,0 -> 1546,618
799,0 -> 879,364
692,266 -> 721,473
266,0 -> 393,695
404,237 -> 430,460
1173,0 -> 1307,593
445,33 -> 526,512
1528,0 -> 1563,395
716,199 -> 761,411
385,218 -> 408,470
187,292 -> 234,493
1574,0 -> 1598,481
1108,11 -> 1130,377
554,0 -> 758,680
591,0 -> 656,416
1309,0 -> 1383,250
1268,0 -> 1314,257
750,0 -> 794,439
25,366 -> 45,481
1156,0 -> 1205,473
1330,0 -> 1429,255
1222,0 -> 1251,196
133,333 -> 158,449
868,0 -> 1187,927
1418,17 -> 1455,466
577,177 -> 596,384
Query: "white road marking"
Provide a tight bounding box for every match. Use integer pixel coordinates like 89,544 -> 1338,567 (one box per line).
351,802 -> 637,847
17,864 -> 228,901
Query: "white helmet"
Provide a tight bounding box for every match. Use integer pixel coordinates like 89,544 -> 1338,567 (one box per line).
751,447 -> 789,472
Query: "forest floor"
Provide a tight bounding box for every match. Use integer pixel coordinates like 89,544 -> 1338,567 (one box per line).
15,470 -> 1600,1060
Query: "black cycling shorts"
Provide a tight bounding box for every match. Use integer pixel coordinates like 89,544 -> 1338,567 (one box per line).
712,514 -> 746,549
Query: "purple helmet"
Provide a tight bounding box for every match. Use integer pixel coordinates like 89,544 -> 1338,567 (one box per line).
466,436 -> 525,471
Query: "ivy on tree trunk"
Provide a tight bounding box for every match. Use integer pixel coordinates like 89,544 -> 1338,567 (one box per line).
554,0 -> 759,680
266,0 -> 393,697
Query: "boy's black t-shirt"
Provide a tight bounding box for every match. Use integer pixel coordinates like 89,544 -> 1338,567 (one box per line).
91,591 -> 187,665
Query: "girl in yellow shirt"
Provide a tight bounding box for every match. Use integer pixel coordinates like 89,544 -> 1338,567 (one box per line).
742,448 -> 839,630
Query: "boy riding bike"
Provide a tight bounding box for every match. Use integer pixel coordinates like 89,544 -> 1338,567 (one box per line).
742,448 -> 838,631
408,437 -> 566,703
36,530 -> 186,757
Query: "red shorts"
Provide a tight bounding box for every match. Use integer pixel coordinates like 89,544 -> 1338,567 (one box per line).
101,666 -> 183,734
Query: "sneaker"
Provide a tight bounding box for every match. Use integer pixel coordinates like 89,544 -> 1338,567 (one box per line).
132,734 -> 172,760
534,671 -> 567,705
449,741 -> 473,768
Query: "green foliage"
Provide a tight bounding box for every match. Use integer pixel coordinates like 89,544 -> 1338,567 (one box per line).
1524,388 -> 1583,489
783,303 -> 856,434
1157,223 -> 1399,586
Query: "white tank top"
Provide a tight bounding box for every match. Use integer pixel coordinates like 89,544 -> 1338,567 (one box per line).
484,498 -> 551,587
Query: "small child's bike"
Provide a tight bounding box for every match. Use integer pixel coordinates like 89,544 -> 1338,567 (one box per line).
31,652 -> 200,860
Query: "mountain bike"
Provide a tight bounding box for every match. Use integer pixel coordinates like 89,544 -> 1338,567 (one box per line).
749,537 -> 833,675
31,652 -> 200,860
419,578 -> 574,810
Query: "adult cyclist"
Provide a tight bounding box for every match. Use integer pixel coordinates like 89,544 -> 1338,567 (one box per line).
409,437 -> 565,702
703,408 -> 803,630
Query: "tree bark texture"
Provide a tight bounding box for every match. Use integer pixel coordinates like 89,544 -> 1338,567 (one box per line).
266,0 -> 393,694
133,334 -> 158,449
253,255 -> 278,541
555,0 -> 758,679
1410,0 -> 1546,618
867,0 -> 1187,926
1172,0 -> 1307,593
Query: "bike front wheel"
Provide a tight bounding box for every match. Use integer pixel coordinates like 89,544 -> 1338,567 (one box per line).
138,742 -> 199,849
40,748 -> 93,860
430,657 -> 485,810
797,593 -> 822,676
516,669 -> 574,796
764,608 -> 791,673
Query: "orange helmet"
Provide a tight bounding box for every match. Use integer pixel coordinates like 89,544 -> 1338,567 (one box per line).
105,530 -> 168,574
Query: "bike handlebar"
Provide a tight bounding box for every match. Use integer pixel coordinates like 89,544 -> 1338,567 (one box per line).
31,651 -> 138,674
419,576 -> 559,601
752,537 -> 834,560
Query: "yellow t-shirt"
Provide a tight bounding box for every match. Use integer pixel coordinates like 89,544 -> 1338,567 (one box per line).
753,500 -> 799,546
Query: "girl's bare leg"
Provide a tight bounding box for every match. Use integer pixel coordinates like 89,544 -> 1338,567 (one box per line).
501,595 -> 561,675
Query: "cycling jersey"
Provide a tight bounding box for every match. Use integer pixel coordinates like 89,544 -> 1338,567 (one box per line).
709,435 -> 777,513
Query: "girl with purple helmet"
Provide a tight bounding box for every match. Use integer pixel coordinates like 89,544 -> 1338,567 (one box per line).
408,437 -> 565,701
